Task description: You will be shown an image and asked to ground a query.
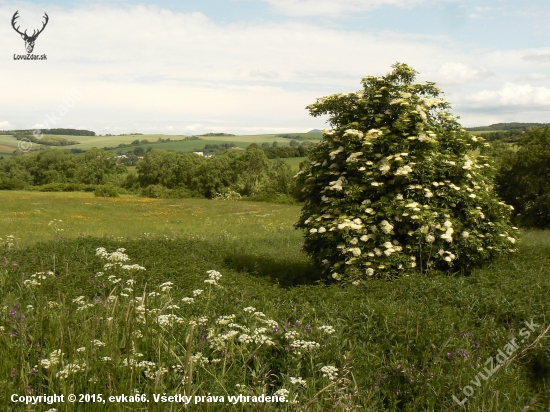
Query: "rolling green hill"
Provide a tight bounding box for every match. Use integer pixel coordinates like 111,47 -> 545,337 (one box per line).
466,122 -> 549,131
0,132 -> 322,156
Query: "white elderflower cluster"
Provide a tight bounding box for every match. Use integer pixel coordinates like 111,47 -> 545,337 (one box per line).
346,152 -> 363,162
343,129 -> 364,139
328,176 -> 345,191
337,218 -> 363,230
440,220 -> 454,243
395,165 -> 413,176
380,220 -> 394,234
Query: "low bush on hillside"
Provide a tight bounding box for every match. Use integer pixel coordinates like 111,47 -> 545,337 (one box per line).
94,184 -> 120,198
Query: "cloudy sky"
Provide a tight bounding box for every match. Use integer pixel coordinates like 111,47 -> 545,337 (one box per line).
0,0 -> 549,135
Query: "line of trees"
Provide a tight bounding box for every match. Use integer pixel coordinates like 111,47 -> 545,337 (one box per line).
0,128 -> 95,136
0,148 -> 126,190
0,144 -> 300,202
136,145 -> 297,200
484,125 -> 550,228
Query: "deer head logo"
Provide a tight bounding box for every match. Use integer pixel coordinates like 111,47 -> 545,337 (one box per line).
11,11 -> 49,54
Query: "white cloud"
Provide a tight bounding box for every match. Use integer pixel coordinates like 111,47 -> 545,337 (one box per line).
186,124 -> 204,131
427,63 -> 495,85
522,53 -> 550,63
250,70 -> 279,79
467,83 -> 550,107
514,73 -> 550,84
262,0 -> 445,16
468,6 -> 496,19
0,121 -> 13,130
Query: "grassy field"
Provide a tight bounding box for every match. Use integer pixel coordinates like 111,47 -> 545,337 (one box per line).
1,191 -> 549,411
106,139 -> 251,154
0,135 -> 20,151
275,157 -> 307,171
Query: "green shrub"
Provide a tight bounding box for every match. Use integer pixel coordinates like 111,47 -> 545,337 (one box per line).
295,63 -> 518,283
213,188 -> 242,200
38,183 -> 95,192
245,193 -> 298,205
140,184 -> 167,198
94,184 -> 119,198
140,184 -> 198,199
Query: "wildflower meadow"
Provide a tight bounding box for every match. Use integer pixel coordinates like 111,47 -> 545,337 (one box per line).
0,191 -> 549,411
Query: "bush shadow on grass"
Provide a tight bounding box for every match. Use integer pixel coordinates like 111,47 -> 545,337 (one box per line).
5,235 -> 324,288
223,251 -> 322,287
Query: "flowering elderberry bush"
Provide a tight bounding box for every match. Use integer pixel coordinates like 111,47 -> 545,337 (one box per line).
295,63 -> 519,283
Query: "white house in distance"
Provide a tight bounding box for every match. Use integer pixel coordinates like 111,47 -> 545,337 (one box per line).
193,151 -> 213,158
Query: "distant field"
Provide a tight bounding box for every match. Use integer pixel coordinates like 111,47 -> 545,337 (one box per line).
0,145 -> 15,153
0,132 -> 322,156
0,135 -> 19,150
469,130 -> 498,136
107,139 -> 251,154
0,191 -> 300,246
276,156 -> 307,170
97,133 -> 321,152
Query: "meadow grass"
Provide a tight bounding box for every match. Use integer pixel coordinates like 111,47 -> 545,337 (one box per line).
0,135 -> 20,147
274,157 -> 307,171
0,192 -> 549,411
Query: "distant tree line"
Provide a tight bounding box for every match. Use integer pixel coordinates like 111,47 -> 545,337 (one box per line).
202,143 -> 237,154
136,144 -> 297,201
262,145 -> 310,158
0,128 -> 95,136
0,148 -> 126,190
482,125 -> 550,228
479,129 -> 524,143
0,145 -> 300,203
13,133 -> 80,147
466,122 -> 549,131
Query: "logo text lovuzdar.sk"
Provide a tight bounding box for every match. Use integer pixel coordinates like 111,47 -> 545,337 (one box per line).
11,10 -> 49,60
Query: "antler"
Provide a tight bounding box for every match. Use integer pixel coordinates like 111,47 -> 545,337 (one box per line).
11,11 -> 27,37
32,13 -> 49,38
